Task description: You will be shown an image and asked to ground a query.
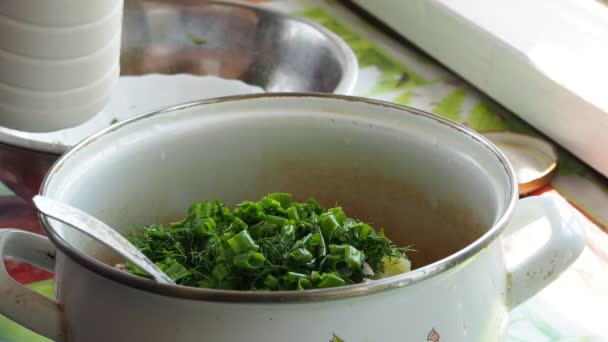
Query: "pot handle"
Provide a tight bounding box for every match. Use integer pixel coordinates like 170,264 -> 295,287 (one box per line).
504,195 -> 586,309
0,229 -> 66,341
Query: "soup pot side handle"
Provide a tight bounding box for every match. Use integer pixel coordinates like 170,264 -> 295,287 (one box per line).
504,196 -> 586,308
0,229 -> 66,341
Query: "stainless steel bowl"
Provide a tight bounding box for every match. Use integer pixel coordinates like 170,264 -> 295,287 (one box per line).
120,1 -> 357,93
0,1 -> 358,200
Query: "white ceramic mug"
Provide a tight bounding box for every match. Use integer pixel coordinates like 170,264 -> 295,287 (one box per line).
0,94 -> 586,341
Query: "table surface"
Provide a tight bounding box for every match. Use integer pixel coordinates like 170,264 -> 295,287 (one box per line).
1,0 -> 607,341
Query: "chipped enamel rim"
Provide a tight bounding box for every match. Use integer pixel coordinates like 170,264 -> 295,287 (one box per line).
39,93 -> 518,303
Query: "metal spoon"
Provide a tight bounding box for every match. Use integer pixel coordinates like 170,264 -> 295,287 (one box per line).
33,195 -> 175,285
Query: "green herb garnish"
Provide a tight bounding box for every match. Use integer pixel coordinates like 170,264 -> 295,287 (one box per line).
186,32 -> 206,46
123,193 -> 411,290
110,118 -> 119,125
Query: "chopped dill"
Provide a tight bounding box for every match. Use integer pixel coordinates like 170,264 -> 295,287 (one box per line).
122,193 -> 412,290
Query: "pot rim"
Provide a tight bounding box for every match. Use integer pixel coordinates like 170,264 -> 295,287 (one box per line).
39,93 -> 518,303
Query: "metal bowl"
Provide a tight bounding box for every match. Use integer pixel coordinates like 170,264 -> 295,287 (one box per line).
120,0 -> 357,93
0,1 -> 358,200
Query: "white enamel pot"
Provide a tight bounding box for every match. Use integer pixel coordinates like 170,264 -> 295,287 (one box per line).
0,94 -> 585,341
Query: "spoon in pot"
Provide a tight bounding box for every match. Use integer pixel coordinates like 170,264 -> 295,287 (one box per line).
33,195 -> 175,285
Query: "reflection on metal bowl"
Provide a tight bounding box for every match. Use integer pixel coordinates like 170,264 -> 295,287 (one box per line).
120,0 -> 357,93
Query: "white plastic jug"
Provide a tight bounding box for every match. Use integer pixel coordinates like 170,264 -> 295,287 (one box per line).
0,0 -> 123,132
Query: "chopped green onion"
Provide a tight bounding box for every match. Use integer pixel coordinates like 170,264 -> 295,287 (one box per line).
198,277 -> 217,288
164,262 -> 189,281
305,198 -> 323,215
233,251 -> 266,269
315,272 -> 345,288
230,217 -> 248,233
227,230 -> 258,254
264,274 -> 279,289
125,261 -> 149,277
283,272 -> 311,290
326,244 -> 364,270
123,193 -> 412,291
265,215 -> 288,227
287,248 -> 313,265
328,244 -> 346,255
319,214 -> 340,241
260,197 -> 282,212
193,217 -> 216,237
234,201 -> 265,224
212,264 -> 230,281
292,233 -> 310,250
305,233 -> 322,249
352,223 -> 374,240
322,254 -> 345,274
297,278 -> 312,291
259,222 -> 278,236
313,219 -> 327,258
329,207 -> 346,225
281,224 -> 295,237
221,232 -> 235,242
284,272 -> 308,282
268,193 -> 292,208
169,219 -> 185,228
344,245 -> 364,270
216,276 -> 239,290
287,206 -> 300,221
190,201 -> 214,218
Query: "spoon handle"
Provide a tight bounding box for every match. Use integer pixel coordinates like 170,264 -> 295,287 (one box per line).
33,195 -> 175,285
